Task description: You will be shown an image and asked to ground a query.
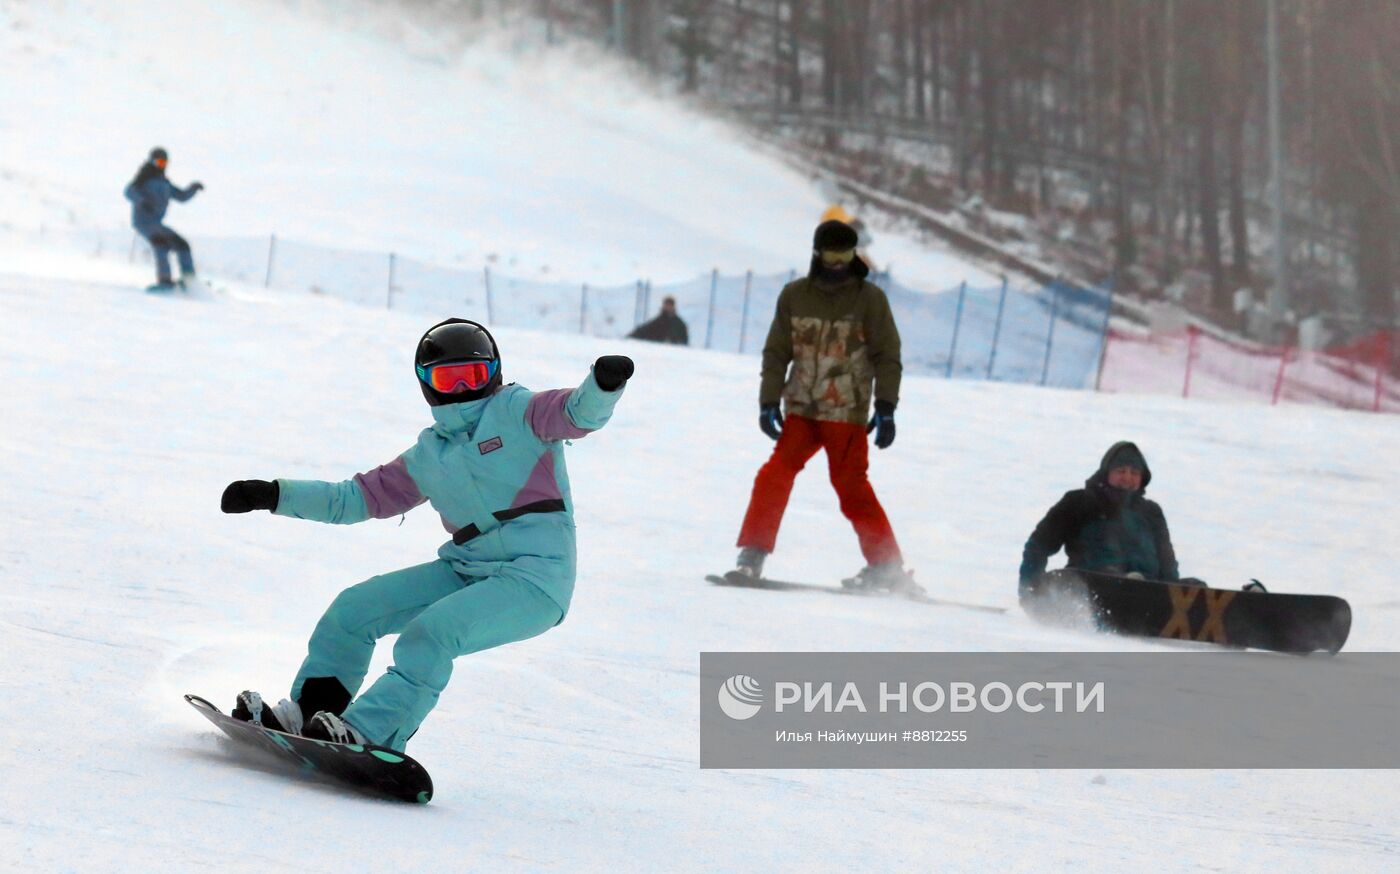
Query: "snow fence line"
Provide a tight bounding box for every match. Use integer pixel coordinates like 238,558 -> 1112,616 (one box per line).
75,227 -> 1396,412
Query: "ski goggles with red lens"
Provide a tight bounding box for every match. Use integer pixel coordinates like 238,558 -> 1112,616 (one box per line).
416,359 -> 499,393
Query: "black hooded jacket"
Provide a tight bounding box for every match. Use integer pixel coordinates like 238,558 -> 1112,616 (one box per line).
1019,441 -> 1179,585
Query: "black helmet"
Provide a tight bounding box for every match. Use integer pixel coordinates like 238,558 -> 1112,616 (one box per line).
149,147 -> 168,163
414,318 -> 502,406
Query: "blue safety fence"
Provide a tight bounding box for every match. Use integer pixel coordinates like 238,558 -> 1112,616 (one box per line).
94,228 -> 1111,389
878,277 -> 1111,388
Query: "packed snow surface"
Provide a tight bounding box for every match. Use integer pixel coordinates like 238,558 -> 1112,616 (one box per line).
2,1 -> 1398,871
4,252 -> 1399,872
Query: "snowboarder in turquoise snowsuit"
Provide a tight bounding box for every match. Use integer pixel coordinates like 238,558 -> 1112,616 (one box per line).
222,319 -> 634,750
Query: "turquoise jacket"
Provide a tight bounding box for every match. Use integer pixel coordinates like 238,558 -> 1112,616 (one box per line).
273,367 -> 624,613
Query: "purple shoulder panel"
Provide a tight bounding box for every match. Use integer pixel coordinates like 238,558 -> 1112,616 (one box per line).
353,455 -> 426,519
525,388 -> 592,441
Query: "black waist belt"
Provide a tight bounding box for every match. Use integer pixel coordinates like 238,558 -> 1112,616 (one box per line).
451,499 -> 566,545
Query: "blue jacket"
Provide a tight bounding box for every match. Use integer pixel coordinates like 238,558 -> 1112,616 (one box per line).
124,165 -> 197,229
273,367 -> 625,613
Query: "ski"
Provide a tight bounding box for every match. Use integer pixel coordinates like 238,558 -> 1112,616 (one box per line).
185,694 -> 433,803
706,572 -> 1007,615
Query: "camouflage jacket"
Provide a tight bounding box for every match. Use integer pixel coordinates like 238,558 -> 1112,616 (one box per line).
759,276 -> 902,425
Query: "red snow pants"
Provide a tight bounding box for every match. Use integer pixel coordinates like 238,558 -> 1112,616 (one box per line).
737,414 -> 901,565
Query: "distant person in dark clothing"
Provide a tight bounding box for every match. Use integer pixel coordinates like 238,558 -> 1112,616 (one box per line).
124,147 -> 204,291
628,296 -> 689,345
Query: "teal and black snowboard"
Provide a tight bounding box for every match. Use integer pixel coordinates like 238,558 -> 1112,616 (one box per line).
186,694 -> 433,803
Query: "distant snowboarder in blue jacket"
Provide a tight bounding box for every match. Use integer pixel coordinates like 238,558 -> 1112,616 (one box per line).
221,319 -> 634,750
124,147 -> 204,291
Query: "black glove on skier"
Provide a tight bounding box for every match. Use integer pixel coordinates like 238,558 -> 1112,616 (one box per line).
759,403 -> 784,441
221,479 -> 279,513
593,355 -> 634,391
189,181 -> 205,193
867,400 -> 896,450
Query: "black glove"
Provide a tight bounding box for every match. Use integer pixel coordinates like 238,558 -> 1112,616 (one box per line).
221,479 -> 279,513
759,403 -> 784,441
593,355 -> 634,391
866,400 -> 896,450
189,181 -> 205,193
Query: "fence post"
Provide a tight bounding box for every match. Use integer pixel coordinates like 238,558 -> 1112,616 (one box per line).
643,280 -> 652,319
1092,282 -> 1115,391
1039,283 -> 1062,386
580,283 -> 589,334
264,235 -> 277,287
1270,342 -> 1290,405
386,252 -> 397,309
1183,325 -> 1202,399
634,280 -> 644,327
704,268 -> 719,350
483,266 -> 495,325
986,277 -> 1008,379
738,269 -> 754,353
1374,331 -> 1390,412
946,281 -> 967,379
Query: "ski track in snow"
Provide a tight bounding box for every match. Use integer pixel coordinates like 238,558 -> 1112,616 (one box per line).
2,0 -> 1398,871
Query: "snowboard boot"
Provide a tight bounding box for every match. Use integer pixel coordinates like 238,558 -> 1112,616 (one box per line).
843,562 -> 925,597
231,690 -> 304,735
734,547 -> 768,579
303,711 -> 368,746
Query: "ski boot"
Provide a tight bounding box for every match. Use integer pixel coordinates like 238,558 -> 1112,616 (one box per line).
303,711 -> 368,746
733,547 -> 768,580
231,690 -> 304,735
842,562 -> 925,597
145,280 -> 178,293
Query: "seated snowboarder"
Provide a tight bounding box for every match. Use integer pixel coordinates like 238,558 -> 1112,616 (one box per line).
627,295 -> 689,345
220,318 -> 633,750
123,147 -> 204,291
1019,441 -> 1180,597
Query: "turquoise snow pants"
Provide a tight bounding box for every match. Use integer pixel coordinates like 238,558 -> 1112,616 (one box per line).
289,559 -> 564,750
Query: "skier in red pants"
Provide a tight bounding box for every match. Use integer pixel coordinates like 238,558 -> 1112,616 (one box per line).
733,220 -> 917,593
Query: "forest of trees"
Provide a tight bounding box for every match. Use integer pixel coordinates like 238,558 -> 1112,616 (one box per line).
527,0 -> 1399,335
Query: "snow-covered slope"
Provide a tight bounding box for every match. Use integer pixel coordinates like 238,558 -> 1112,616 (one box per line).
3,252 -> 1399,872
0,0 -> 995,291
3,1 -> 1399,870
